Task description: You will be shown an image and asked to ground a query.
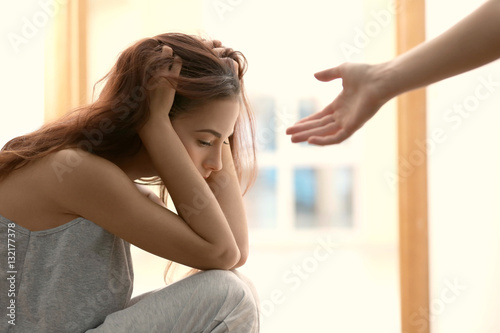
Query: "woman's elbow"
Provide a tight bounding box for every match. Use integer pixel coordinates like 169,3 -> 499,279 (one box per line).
231,246 -> 248,269
209,244 -> 241,270
201,240 -> 249,270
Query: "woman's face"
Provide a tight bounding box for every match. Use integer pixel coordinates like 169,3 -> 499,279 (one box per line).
171,98 -> 239,179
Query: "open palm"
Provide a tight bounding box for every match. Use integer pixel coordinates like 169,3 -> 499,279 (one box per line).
286,63 -> 386,145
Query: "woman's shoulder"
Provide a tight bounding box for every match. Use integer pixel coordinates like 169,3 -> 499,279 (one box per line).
44,148 -> 126,184
39,148 -> 138,220
38,149 -> 135,206
0,149 -> 129,230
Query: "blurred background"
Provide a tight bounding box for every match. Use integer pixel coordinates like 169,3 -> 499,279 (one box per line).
1,0 -> 499,332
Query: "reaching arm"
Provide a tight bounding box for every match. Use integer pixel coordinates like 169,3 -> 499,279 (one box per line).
287,0 -> 500,145
382,0 -> 500,98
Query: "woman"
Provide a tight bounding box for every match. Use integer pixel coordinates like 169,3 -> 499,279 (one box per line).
0,33 -> 259,332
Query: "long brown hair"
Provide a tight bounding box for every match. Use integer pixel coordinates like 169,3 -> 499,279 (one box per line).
0,33 -> 256,195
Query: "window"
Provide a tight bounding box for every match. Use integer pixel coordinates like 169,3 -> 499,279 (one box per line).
245,167 -> 278,229
294,166 -> 353,229
244,93 -> 360,241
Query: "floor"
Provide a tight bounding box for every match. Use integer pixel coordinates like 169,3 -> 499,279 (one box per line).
131,241 -> 400,333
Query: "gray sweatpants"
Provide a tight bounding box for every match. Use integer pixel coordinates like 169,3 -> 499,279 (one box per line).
87,270 -> 260,333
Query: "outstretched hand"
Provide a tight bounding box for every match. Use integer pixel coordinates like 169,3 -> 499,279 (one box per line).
286,63 -> 387,145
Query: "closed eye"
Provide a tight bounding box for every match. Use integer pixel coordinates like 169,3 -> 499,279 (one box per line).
224,134 -> 233,145
199,140 -> 213,147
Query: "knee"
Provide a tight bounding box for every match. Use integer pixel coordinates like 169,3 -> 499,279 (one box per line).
202,270 -> 260,328
204,270 -> 258,304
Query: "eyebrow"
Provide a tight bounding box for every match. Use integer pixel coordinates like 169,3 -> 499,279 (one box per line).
195,129 -> 235,139
195,129 -> 222,138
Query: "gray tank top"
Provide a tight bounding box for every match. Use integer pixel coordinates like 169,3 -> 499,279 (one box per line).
0,214 -> 134,332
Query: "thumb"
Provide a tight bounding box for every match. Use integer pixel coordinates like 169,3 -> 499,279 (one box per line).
314,66 -> 341,82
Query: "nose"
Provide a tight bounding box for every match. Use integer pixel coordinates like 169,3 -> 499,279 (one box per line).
203,148 -> 223,173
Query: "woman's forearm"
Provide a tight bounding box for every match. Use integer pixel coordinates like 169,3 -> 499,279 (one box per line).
140,119 -> 240,265
377,0 -> 500,100
206,144 -> 249,268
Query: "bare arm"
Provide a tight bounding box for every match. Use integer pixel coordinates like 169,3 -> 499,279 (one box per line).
48,149 -> 237,270
135,48 -> 240,268
139,117 -> 239,265
287,0 -> 500,145
51,47 -> 240,270
381,0 -> 500,98
134,146 -> 249,269
206,143 -> 249,268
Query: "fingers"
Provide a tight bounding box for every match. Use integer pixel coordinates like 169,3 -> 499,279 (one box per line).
168,50 -> 182,80
288,121 -> 350,146
289,118 -> 341,143
211,46 -> 239,74
159,46 -> 182,91
292,107 -> 331,125
286,117 -> 325,135
308,130 -> 350,146
201,39 -> 230,57
148,46 -> 182,117
314,66 -> 342,82
199,40 -> 239,74
213,46 -> 233,57
161,46 -> 182,74
161,45 -> 173,56
286,100 -> 337,133
202,39 -> 222,49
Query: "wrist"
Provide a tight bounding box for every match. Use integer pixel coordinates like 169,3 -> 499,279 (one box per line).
369,61 -> 401,106
139,115 -> 173,142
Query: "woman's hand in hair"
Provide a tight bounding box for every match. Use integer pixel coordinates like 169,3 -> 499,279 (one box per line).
201,38 -> 239,74
147,46 -> 182,123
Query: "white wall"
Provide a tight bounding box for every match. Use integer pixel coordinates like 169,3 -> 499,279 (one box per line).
86,0 -> 203,102
426,1 -> 500,332
202,0 -> 399,246
85,0 -> 207,300
0,1 -> 45,148
203,1 -> 400,332
4,1 -> 498,332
